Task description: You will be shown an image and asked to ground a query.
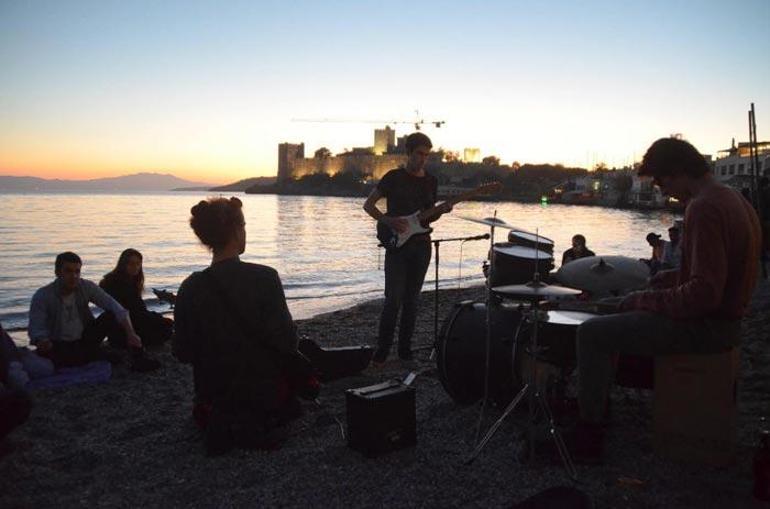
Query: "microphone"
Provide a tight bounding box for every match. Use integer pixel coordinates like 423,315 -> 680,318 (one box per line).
466,233 -> 490,241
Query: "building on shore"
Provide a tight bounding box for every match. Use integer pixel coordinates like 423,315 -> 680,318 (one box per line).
373,126 -> 396,155
278,128 -> 407,182
712,138 -> 770,191
463,148 -> 481,163
277,143 -> 305,182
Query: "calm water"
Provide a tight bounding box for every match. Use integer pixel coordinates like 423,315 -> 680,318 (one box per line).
0,191 -> 680,332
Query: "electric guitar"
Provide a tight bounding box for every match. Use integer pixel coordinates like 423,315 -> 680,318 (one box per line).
376,181 -> 502,249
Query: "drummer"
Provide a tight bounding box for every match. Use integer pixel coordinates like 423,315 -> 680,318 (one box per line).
567,137 -> 762,463
561,234 -> 595,266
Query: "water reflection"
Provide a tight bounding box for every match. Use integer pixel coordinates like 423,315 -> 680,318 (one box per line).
0,192 -> 680,329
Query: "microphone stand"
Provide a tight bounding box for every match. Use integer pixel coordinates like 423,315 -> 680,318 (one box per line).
429,233 -> 490,355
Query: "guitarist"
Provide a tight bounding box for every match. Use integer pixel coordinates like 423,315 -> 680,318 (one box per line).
363,132 -> 452,366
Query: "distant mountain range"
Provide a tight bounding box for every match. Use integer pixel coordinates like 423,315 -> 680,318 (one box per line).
0,172 -> 214,192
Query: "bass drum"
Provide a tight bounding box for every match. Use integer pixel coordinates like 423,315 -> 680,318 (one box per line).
437,303 -> 589,407
437,301 -> 523,406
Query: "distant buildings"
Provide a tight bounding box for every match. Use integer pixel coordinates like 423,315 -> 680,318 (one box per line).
373,126 -> 396,155
463,148 -> 481,163
712,138 -> 770,188
277,128 -> 408,182
277,143 -> 305,181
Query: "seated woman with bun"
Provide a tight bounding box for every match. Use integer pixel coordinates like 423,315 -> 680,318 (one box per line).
100,248 -> 173,348
173,197 -> 316,455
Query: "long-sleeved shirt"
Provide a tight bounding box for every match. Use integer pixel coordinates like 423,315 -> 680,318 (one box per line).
173,257 -> 297,402
28,278 -> 128,344
631,182 -> 761,320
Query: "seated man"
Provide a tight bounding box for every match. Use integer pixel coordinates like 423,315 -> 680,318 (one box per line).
571,138 -> 761,462
561,234 -> 596,265
28,252 -> 160,372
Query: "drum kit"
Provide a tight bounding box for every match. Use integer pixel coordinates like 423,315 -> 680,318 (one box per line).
433,214 -> 649,478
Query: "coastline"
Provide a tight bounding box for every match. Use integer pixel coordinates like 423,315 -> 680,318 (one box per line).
2,281 -> 768,507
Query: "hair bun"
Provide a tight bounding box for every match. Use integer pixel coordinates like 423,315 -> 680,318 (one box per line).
191,200 -> 210,216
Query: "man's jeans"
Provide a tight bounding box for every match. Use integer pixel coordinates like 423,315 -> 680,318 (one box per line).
375,240 -> 432,361
46,312 -> 120,368
577,311 -> 740,422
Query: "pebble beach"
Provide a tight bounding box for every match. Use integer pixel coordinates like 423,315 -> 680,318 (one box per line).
1,278 -> 769,508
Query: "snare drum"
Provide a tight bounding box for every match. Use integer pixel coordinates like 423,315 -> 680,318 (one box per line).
508,230 -> 555,254
489,243 -> 554,286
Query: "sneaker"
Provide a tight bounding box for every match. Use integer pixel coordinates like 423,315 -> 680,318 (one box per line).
130,350 -> 161,373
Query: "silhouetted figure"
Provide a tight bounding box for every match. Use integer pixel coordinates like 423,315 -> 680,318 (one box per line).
174,197 -> 315,455
100,249 -> 173,348
561,234 -> 596,265
363,132 -> 452,365
571,138 -> 762,463
661,225 -> 682,269
0,323 -> 32,447
642,232 -> 667,275
28,252 -> 160,372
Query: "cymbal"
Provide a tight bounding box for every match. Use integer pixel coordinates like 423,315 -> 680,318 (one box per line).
555,256 -> 649,296
492,282 -> 582,298
459,216 -> 519,230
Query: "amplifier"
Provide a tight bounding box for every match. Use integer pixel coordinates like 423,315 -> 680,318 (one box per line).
345,379 -> 416,457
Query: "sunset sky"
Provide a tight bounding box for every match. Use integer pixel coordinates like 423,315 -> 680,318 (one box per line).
1,0 -> 769,185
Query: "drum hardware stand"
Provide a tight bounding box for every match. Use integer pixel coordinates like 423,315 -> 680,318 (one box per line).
473,211 -> 500,444
466,231 -> 578,481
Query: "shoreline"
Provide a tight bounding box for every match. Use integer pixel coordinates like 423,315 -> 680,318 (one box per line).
2,281 -> 769,507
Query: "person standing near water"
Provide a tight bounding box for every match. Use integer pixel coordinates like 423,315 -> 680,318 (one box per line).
363,132 -> 452,366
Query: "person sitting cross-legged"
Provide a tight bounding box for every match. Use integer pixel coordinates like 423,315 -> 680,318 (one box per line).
28,252 -> 160,372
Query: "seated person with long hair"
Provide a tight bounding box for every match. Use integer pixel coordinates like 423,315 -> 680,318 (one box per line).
100,248 -> 173,348
28,252 -> 160,372
173,197 -> 316,455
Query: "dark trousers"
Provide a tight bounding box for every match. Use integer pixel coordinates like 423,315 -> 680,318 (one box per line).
49,313 -> 120,368
0,389 -> 32,441
577,311 -> 739,422
375,239 -> 432,360
109,311 -> 172,348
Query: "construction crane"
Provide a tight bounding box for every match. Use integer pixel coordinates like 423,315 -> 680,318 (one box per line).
291,110 -> 445,131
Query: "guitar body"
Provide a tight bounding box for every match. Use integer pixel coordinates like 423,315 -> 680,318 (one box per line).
377,212 -> 433,250
374,181 -> 502,250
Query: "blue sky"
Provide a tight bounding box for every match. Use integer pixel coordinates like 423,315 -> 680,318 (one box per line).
1,0 -> 768,183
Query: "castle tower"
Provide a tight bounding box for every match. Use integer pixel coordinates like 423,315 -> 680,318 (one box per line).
277,142 -> 305,181
374,126 -> 396,155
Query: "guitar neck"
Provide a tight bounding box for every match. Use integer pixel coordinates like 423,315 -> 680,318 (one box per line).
418,187 -> 484,222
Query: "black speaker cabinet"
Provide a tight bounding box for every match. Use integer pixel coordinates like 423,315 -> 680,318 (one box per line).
298,339 -> 373,382
345,380 -> 416,457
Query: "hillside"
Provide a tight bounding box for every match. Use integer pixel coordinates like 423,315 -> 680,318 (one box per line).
0,173 -> 213,192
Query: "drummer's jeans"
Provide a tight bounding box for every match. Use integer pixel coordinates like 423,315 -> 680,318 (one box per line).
576,311 -> 740,423
375,240 -> 432,360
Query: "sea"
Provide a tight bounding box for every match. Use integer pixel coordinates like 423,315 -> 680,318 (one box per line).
0,191 -> 681,333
